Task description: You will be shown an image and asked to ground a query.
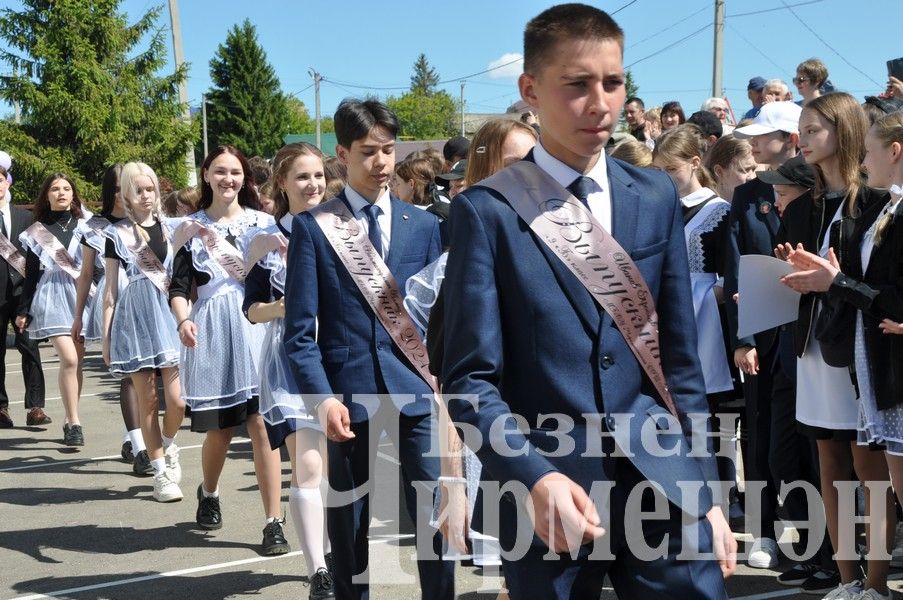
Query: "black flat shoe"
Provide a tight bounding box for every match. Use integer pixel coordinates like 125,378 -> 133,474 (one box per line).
64,424 -> 84,446
196,485 -> 223,530
309,568 -> 336,600
132,450 -> 154,476
261,518 -> 290,555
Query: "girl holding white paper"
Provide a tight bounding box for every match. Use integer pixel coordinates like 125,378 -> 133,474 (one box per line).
778,92 -> 893,600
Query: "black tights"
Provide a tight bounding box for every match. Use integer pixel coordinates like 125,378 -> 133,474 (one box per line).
119,378 -> 140,431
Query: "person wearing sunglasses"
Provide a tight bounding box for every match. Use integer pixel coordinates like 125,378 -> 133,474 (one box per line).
794,58 -> 829,106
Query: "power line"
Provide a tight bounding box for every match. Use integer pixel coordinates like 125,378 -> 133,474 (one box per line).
611,0 -> 639,15
626,23 -> 711,68
780,0 -> 883,87
324,57 -> 524,92
727,0 -> 823,18
726,23 -> 793,80
627,4 -> 709,50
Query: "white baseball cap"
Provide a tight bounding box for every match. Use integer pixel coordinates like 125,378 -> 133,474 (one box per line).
733,101 -> 802,138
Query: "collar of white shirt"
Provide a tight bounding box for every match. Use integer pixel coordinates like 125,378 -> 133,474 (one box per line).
532,140 -> 608,196
344,184 -> 392,220
681,187 -> 719,208
278,212 -> 294,234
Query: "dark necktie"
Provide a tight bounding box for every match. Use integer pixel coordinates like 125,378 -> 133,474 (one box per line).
362,203 -> 383,258
567,176 -> 596,208
0,211 -> 6,238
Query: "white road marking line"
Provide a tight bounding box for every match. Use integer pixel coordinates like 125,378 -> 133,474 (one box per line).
5,365 -> 59,375
10,551 -> 305,600
0,438 -> 252,473
8,391 -> 110,406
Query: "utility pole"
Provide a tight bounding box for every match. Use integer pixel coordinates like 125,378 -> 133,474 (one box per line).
460,80 -> 466,136
309,69 -> 322,149
712,0 -> 725,98
202,94 -> 209,159
168,0 -> 197,185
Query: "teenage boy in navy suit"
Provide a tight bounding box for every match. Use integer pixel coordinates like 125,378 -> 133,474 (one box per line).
283,99 -> 452,600
0,164 -> 46,428
440,5 -> 735,598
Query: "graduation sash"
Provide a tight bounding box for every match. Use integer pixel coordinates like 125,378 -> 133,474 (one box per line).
172,220 -> 246,282
0,231 -> 25,277
114,222 -> 171,294
244,231 -> 287,272
481,161 -> 678,417
310,199 -> 439,396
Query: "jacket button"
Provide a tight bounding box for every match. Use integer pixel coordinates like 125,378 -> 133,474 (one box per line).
601,355 -> 615,369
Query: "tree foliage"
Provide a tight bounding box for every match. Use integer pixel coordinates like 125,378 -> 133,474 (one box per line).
205,19 -> 288,158
0,0 -> 194,203
386,54 -> 457,139
625,69 -> 639,102
410,53 -> 439,95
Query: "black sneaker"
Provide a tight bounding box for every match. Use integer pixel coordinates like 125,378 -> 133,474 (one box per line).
309,568 -> 336,600
121,440 -> 134,463
196,485 -> 223,530
800,569 -> 841,595
64,424 -> 84,446
262,518 -> 290,555
777,563 -> 820,586
132,450 -> 154,476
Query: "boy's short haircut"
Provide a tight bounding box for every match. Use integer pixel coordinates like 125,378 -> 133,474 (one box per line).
523,3 -> 624,75
796,58 -> 829,88
626,97 -> 645,109
334,98 -> 399,149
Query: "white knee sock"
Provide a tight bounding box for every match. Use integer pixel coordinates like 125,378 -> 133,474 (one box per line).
289,486 -> 328,574
128,428 -> 146,453
320,478 -> 331,555
161,434 -> 175,450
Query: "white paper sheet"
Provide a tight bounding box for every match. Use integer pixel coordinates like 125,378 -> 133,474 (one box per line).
737,255 -> 801,339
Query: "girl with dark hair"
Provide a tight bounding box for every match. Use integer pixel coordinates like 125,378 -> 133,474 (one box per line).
242,141 -> 335,596
168,146 -> 286,553
103,162 -> 185,502
777,93 -> 893,600
15,173 -> 91,446
70,164 -> 148,473
660,100 -> 686,132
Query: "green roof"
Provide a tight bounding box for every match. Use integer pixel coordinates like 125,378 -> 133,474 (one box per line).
283,133 -> 338,156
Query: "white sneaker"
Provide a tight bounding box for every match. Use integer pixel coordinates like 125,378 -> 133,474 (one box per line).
858,588 -> 893,600
748,537 -> 779,569
822,581 -> 863,600
165,443 -> 182,485
153,470 -> 183,503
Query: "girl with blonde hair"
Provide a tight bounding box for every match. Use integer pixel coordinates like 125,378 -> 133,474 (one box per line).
706,136 -> 758,202
102,161 -> 185,502
465,119 -> 537,186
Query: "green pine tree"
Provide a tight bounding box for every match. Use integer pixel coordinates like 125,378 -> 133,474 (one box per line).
205,19 -> 289,158
0,0 -> 194,203
410,53 -> 440,96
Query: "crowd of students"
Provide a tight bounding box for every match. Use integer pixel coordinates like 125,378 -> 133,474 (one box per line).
3,3 -> 903,600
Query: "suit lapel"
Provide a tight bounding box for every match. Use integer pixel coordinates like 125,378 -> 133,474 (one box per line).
607,157 -> 638,254
386,196 -> 411,272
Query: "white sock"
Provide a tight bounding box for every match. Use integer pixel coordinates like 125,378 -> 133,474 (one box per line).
151,457 -> 166,475
161,434 -> 175,450
290,486 -> 328,574
202,485 -> 218,498
128,429 -> 146,453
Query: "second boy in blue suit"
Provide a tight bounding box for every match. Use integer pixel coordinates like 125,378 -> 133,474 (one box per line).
283,99 -> 452,600
441,5 -> 735,599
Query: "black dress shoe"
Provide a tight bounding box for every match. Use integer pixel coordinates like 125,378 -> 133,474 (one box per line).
132,450 -> 154,476
64,424 -> 84,446
309,568 -> 336,600
196,485 -> 223,530
261,518 -> 290,555
0,408 -> 13,429
121,441 -> 134,463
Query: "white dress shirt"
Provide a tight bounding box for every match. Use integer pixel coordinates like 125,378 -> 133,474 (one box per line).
532,141 -> 612,234
344,184 -> 393,253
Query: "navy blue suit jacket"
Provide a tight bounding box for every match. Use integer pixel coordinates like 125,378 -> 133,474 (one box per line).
283,192 -> 442,423
441,156 -> 718,518
723,178 -> 782,352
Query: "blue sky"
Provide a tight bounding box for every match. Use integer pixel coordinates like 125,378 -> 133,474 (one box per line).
2,0 -> 900,122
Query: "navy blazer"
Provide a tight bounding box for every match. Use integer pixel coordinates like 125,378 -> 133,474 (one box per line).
283,192 -> 442,423
441,156 -> 718,518
723,177 -> 782,352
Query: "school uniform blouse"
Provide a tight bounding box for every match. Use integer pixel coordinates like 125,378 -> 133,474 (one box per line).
18,210 -> 79,316
826,194 -> 903,410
